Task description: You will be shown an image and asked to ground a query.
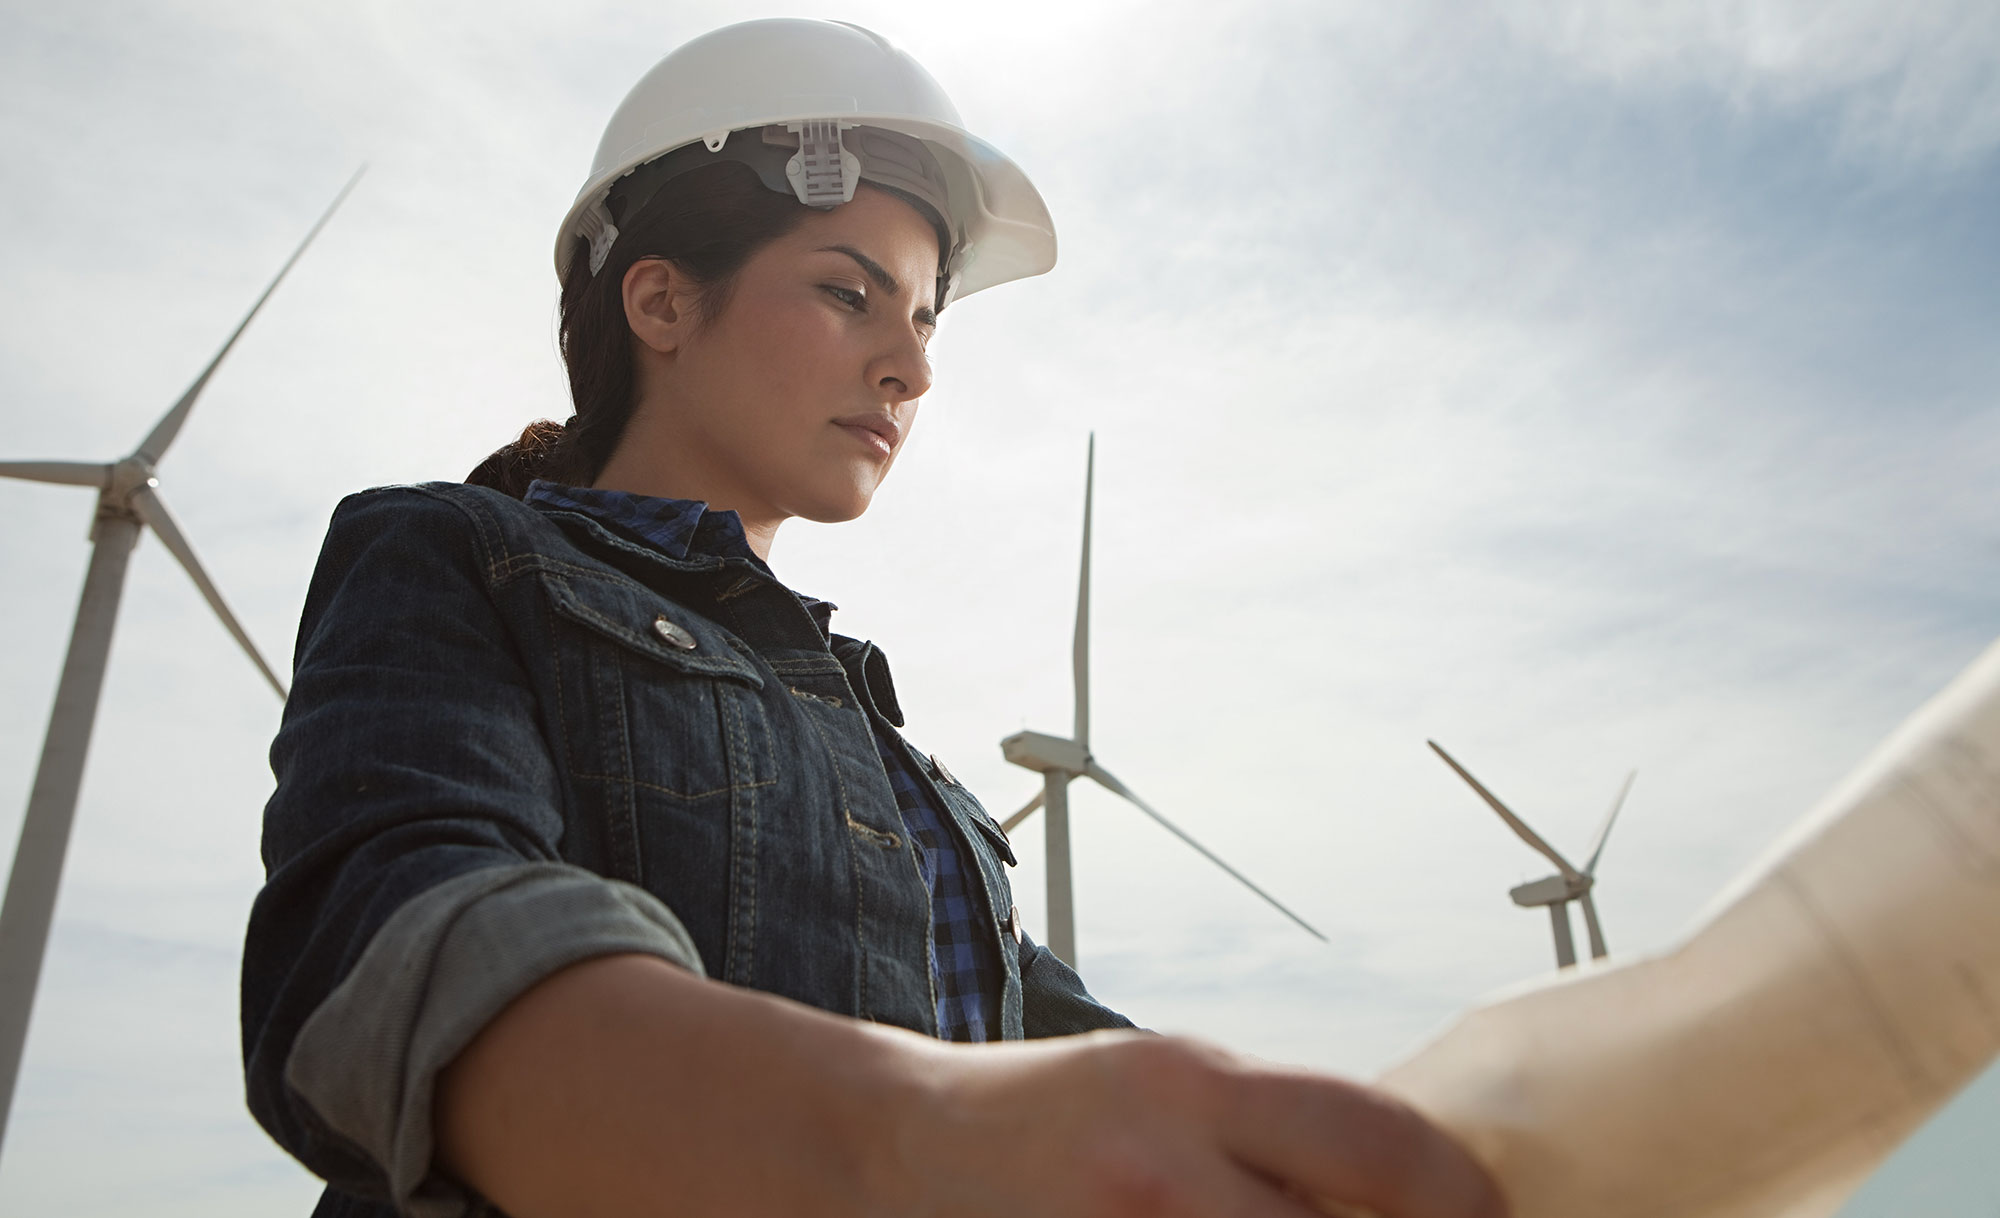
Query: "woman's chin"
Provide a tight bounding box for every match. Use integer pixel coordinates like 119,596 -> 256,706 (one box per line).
789,483 -> 881,525
797,497 -> 874,525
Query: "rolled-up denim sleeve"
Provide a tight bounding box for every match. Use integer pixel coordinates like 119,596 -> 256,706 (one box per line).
1017,930 -> 1139,1038
240,486 -> 704,1216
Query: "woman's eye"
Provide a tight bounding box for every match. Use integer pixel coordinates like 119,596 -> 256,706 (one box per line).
823,285 -> 865,309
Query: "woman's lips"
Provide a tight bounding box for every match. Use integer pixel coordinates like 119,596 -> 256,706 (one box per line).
833,415 -> 899,457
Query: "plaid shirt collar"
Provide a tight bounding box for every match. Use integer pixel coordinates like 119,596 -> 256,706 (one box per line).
523,479 -> 835,636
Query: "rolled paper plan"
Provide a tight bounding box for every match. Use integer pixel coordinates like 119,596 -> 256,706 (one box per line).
1379,636 -> 2000,1218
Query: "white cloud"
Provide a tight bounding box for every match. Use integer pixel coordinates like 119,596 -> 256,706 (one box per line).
1497,0 -> 2000,167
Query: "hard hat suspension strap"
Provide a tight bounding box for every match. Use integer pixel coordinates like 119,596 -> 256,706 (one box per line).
580,122 -> 960,305
785,120 -> 861,209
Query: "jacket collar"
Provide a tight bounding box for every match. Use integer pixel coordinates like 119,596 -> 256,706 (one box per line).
830,635 -> 906,728
521,483 -> 901,727
524,479 -> 762,567
523,478 -> 843,646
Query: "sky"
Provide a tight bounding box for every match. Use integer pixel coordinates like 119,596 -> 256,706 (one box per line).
0,0 -> 1997,1214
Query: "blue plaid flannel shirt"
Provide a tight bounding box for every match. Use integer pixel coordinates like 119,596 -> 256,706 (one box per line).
523,479 -> 1000,1041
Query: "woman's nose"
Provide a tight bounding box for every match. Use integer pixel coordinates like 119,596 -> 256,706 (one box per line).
876,334 -> 933,402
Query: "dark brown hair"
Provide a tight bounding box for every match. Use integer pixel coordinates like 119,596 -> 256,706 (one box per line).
465,162 -> 811,496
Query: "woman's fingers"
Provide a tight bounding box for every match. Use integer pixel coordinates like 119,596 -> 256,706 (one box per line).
898,1031 -> 1505,1218
1216,1064 -> 1508,1218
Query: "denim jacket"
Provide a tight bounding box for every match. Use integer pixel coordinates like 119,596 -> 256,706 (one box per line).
240,482 -> 1132,1218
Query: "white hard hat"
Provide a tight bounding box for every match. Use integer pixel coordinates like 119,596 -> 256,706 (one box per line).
554,18 -> 1057,309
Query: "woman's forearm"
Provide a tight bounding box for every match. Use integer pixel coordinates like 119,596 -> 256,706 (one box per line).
436,953 -> 1507,1218
434,952 -> 929,1218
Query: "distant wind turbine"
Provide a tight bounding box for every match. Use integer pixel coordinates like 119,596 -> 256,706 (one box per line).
1428,740 -> 1635,969
999,435 -> 1325,968
0,170 -> 362,1159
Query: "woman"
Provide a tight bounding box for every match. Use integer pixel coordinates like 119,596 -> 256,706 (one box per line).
241,18 -> 1506,1218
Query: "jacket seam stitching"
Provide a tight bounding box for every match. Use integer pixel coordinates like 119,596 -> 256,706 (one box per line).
796,702 -> 871,1021
723,685 -> 757,985
571,771 -> 777,798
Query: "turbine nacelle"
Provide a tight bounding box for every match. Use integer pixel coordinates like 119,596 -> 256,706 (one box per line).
1508,873 -> 1592,908
1001,729 -> 1090,775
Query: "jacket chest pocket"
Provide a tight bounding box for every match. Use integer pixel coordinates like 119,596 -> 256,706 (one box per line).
539,572 -> 778,882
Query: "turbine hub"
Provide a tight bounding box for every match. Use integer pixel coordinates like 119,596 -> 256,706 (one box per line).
104,457 -> 159,512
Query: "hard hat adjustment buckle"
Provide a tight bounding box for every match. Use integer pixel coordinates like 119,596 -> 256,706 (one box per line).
785,120 -> 859,209
578,199 -> 620,276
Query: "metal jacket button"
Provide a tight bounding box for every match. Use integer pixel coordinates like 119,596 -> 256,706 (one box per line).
652,615 -> 696,650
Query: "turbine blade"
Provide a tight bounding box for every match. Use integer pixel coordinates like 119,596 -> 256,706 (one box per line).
0,462 -> 111,488
1000,789 -> 1045,834
136,166 -> 366,464
129,485 -> 288,699
1583,770 -> 1637,877
1083,760 -> 1327,942
1073,433 -> 1093,750
1427,740 -> 1581,880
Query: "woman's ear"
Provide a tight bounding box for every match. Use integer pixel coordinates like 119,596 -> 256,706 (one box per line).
621,258 -> 702,356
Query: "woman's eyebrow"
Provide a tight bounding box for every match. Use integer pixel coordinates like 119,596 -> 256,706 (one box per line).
817,244 -> 900,295
817,243 -> 938,326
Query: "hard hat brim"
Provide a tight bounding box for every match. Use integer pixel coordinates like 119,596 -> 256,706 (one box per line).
553,116 -> 1056,304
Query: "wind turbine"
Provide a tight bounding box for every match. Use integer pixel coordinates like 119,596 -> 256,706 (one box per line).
1427,740 -> 1635,969
998,435 -> 1325,968
0,171 -> 361,1158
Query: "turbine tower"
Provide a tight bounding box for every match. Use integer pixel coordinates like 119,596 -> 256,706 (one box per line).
999,435 -> 1325,967
1427,740 -> 1635,969
0,171 -> 361,1158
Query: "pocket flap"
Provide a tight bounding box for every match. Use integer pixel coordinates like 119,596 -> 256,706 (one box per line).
541,572 -> 764,688
968,809 -> 1018,867
939,782 -> 1018,867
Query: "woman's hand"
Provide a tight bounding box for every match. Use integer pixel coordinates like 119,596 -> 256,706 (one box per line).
878,1030 -> 1507,1218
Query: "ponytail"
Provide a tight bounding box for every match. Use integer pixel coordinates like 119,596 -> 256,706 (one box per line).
463,418 -> 567,499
